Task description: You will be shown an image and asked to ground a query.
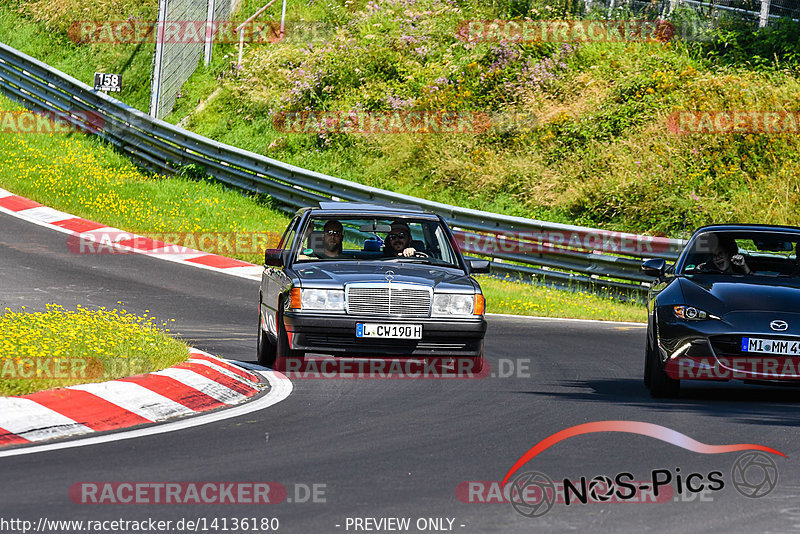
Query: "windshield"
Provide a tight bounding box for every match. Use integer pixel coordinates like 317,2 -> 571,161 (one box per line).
293,216 -> 461,268
680,230 -> 800,277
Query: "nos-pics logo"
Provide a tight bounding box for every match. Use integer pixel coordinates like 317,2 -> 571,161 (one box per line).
502,421 -> 783,518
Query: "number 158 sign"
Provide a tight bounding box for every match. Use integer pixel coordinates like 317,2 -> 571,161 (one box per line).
93,73 -> 122,92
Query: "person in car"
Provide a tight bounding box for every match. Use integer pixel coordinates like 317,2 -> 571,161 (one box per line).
297,220 -> 344,260
698,238 -> 751,274
320,220 -> 344,258
383,221 -> 423,257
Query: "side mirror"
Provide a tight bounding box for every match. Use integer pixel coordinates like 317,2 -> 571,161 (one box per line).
642,258 -> 667,278
264,248 -> 284,267
469,259 -> 491,274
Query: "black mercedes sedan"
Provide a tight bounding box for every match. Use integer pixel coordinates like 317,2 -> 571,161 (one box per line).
257,203 -> 489,372
642,224 -> 800,397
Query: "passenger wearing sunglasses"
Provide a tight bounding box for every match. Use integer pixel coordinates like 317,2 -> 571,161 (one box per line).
383,222 -> 425,258
320,220 -> 344,258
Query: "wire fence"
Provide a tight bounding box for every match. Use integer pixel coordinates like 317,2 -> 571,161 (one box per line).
588,0 -> 799,26
150,0 -> 241,119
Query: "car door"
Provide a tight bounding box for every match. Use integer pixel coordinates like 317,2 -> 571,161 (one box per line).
261,215 -> 301,339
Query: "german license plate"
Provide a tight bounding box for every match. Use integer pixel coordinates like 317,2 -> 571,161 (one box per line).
742,337 -> 800,356
356,323 -> 422,339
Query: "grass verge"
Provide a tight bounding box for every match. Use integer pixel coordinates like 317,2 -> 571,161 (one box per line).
479,276 -> 645,322
0,304 -> 188,396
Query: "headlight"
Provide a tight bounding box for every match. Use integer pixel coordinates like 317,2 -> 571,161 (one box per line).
673,306 -> 713,320
290,288 -> 345,311
433,293 -> 480,316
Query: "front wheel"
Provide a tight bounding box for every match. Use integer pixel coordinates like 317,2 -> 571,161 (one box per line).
643,329 -> 653,388
467,355 -> 484,374
257,310 -> 277,367
646,336 -> 679,398
274,319 -> 304,373
467,342 -> 485,374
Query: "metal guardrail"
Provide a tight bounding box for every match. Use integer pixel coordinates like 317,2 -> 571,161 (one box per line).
0,41 -> 686,296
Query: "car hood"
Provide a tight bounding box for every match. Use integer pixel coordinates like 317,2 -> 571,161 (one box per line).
679,275 -> 800,314
294,262 -> 477,292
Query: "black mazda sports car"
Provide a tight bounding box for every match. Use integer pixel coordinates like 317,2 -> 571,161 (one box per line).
257,203 -> 489,372
643,224 -> 800,397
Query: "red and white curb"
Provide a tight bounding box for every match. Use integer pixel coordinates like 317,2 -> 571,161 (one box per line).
0,349 -> 270,448
0,187 -> 262,280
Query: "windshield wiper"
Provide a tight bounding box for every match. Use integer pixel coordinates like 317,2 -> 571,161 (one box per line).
385,257 -> 434,264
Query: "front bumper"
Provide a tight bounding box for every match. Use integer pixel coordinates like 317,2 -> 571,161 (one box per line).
658,313 -> 800,381
283,313 -> 487,357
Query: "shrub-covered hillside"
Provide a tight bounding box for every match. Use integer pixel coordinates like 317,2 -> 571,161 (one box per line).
3,0 -> 800,236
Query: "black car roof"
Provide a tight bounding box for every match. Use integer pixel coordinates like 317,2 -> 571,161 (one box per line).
297,202 -> 438,219
317,201 -> 424,212
692,223 -> 800,234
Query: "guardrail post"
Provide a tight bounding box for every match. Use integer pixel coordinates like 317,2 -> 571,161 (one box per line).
204,0 -> 217,66
149,0 -> 168,118
759,0 -> 771,27
280,0 -> 287,38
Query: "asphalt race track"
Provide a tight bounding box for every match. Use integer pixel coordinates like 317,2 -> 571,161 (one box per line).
2,209 -> 800,533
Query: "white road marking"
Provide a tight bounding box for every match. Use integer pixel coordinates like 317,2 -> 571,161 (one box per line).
0,398 -> 93,442
221,266 -> 263,279
18,206 -> 71,223
147,251 -> 208,261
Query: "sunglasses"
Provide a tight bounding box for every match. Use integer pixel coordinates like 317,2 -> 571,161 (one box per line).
325,230 -> 342,237
387,232 -> 408,240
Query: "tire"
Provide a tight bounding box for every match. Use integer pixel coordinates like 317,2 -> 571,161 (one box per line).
468,356 -> 484,374
468,342 -> 485,374
256,310 -> 277,368
643,325 -> 653,388
274,318 -> 304,373
647,325 -> 680,398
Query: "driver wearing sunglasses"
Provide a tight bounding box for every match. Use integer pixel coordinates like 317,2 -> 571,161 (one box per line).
384,221 -> 421,257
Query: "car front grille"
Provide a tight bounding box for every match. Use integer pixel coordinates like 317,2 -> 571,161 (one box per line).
346,283 -> 431,316
709,335 -> 743,358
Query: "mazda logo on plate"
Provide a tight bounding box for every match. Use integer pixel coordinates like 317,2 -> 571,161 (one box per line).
770,320 -> 789,331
